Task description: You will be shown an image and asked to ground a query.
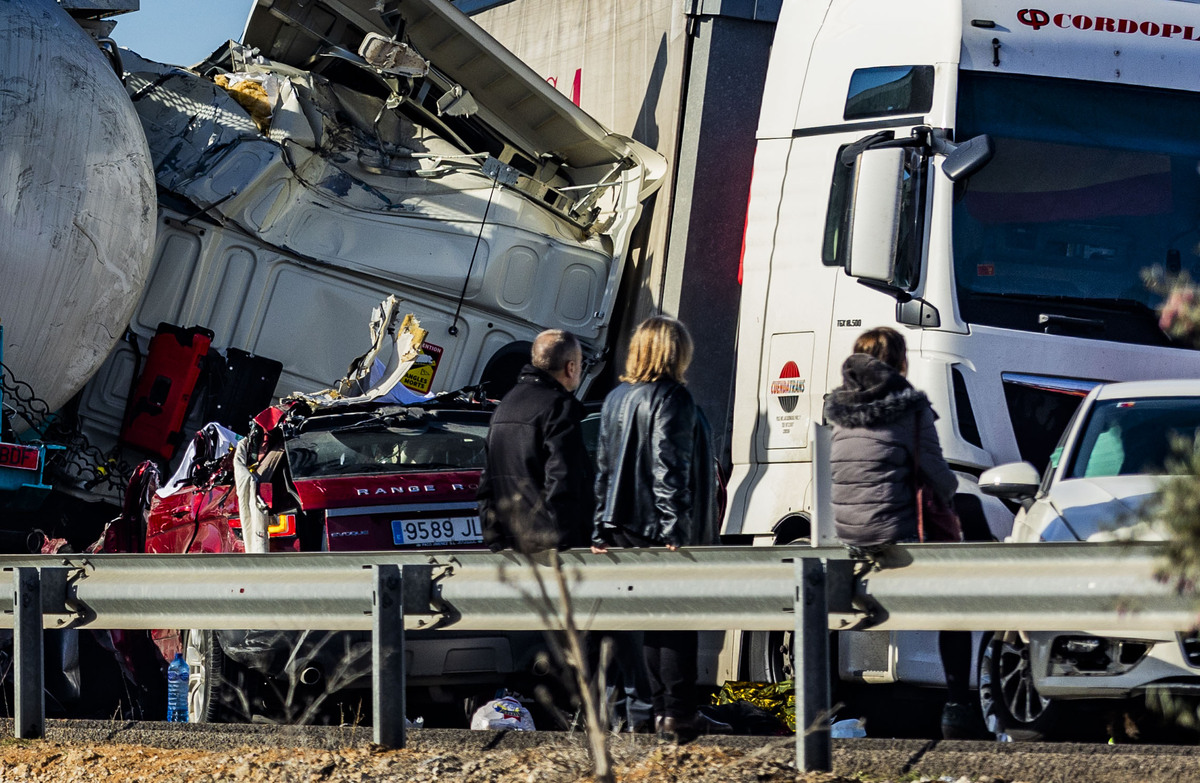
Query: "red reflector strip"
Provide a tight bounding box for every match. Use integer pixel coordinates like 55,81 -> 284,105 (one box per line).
0,443 -> 39,471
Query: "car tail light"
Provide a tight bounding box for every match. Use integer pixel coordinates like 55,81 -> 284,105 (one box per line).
229,513 -> 297,538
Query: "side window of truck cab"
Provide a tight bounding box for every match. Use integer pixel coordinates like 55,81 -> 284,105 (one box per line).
822,65 -> 935,289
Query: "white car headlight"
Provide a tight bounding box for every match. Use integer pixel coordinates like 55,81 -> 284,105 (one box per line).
1047,635 -> 1152,676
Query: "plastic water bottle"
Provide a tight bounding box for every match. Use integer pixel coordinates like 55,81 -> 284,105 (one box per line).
166,652 -> 189,722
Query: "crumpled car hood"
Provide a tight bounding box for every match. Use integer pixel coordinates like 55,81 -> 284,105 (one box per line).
1047,475 -> 1167,541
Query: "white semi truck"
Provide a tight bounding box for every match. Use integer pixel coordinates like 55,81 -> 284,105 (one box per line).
725,0 -> 1200,726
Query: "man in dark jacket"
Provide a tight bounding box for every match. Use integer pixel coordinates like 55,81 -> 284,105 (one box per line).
477,329 -> 594,553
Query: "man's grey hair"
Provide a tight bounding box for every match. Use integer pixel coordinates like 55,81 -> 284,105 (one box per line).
531,329 -> 581,373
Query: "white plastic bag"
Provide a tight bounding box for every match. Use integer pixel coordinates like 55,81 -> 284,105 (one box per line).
469,696 -> 536,731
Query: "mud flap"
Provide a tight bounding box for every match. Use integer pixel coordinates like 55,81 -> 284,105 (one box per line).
201,348 -> 283,435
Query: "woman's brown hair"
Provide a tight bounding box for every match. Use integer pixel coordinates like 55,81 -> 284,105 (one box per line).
853,326 -> 907,373
621,316 -> 694,384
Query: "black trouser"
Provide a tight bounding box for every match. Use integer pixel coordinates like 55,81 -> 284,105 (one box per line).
644,629 -> 698,719
587,630 -> 654,730
606,527 -> 698,720
939,631 -> 972,704
844,536 -> 975,706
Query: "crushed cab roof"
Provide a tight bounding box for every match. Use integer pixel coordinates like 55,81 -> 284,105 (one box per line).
242,0 -> 656,172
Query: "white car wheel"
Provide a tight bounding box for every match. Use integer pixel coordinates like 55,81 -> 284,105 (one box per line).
979,634 -> 1059,740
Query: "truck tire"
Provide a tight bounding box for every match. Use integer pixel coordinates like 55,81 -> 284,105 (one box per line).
745,521 -> 810,683
745,631 -> 793,683
978,633 -> 1060,740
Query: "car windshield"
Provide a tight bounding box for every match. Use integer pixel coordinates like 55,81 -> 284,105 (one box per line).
953,71 -> 1200,347
285,412 -> 489,478
1066,396 -> 1200,479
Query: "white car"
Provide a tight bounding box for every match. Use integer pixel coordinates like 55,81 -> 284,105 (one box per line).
977,379 -> 1200,740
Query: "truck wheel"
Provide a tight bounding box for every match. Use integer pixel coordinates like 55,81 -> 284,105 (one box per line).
745,522 -> 810,683
978,633 -> 1059,740
184,630 -> 243,722
746,631 -> 794,683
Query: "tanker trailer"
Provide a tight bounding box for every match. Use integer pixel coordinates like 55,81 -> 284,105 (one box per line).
0,0 -> 156,416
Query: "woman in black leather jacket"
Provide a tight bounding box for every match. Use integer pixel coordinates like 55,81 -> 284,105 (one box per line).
591,315 -> 718,740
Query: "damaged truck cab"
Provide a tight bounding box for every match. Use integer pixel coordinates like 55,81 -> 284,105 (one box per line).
72,0 -> 664,470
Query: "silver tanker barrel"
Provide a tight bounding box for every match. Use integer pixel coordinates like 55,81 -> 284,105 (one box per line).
0,0 -> 156,414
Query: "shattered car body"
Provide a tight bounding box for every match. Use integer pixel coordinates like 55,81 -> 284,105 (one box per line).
148,395 -> 545,724
76,0 -> 664,476
96,306 -> 553,724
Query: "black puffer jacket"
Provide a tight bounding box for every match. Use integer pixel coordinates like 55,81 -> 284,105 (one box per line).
477,365 -> 594,552
823,354 -> 958,547
591,380 -> 718,548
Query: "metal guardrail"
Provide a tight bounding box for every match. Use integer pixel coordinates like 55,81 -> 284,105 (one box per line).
0,541 -> 1195,771
0,542 -> 1188,631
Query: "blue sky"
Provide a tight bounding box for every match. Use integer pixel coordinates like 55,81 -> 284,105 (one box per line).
112,0 -> 255,66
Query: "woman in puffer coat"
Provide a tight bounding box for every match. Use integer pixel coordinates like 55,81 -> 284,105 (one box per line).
823,326 -> 974,739
824,328 -> 957,551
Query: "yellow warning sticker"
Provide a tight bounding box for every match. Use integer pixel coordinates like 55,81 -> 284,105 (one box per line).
401,342 -> 443,394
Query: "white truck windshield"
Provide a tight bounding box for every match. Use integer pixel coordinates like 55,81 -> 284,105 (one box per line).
952,71 -> 1200,347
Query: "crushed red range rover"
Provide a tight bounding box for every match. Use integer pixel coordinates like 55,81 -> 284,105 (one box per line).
106,390 -> 567,726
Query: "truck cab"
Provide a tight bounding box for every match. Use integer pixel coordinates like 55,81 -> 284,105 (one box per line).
727,0 -> 1200,691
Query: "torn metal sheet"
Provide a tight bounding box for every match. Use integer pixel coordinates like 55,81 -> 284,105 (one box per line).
119,18 -> 663,315
290,296 -> 432,408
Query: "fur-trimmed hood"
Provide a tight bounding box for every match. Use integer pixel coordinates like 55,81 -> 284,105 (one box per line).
824,353 -> 932,428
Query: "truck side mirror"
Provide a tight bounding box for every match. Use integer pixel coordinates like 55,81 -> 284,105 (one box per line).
844,147 -> 905,284
978,461 -> 1041,501
940,134 -> 994,182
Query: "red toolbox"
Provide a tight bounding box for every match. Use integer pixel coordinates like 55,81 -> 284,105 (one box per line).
121,323 -> 214,461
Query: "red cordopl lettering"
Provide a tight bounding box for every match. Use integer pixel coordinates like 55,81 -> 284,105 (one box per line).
1019,9 -> 1200,41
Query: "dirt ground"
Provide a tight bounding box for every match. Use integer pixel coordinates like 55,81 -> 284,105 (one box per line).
0,740 -> 834,783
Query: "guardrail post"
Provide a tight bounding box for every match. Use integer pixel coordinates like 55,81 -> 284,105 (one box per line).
794,558 -> 831,772
372,563 -> 405,748
13,567 -> 44,739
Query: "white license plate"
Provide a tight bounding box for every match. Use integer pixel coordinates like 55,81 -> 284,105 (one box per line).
392,516 -> 483,547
